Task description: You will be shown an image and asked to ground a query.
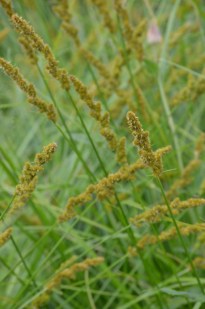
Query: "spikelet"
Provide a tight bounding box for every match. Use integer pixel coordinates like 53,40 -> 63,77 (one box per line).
114,0 -> 145,61
8,143 -> 57,216
128,246 -> 138,257
18,36 -> 37,65
99,113 -> 117,150
11,14 -> 70,92
69,75 -> 98,111
130,198 -> 205,226
54,0 -> 113,86
0,58 -> 57,122
53,2 -> 126,104
192,257 -> 205,270
0,227 -> 12,247
59,159 -> 145,222
54,2 -> 117,92
126,111 -> 171,176
53,0 -> 80,46
31,256 -> 104,308
80,48 -> 117,88
100,127 -> 118,151
116,137 -> 127,164
0,0 -> 13,17
195,132 -> 205,159
132,19 -> 146,61
171,72 -> 205,107
0,1 -> 39,65
110,53 -> 125,81
69,75 -> 119,152
0,58 -> 35,94
54,0 -> 111,92
137,223 -> 205,249
130,204 -> 168,226
90,0 -> 115,33
115,0 -> 132,40
47,256 -> 104,290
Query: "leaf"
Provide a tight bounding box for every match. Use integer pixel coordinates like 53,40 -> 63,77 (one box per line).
161,288 -> 188,296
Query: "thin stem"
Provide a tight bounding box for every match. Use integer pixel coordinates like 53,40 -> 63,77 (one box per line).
0,196 -> 14,222
66,92 -> 108,176
158,79 -> 183,173
158,0 -> 183,173
0,256 -> 26,286
86,62 -> 109,111
85,271 -> 96,309
10,235 -> 37,288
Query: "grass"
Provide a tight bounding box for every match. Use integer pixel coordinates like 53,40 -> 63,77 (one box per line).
0,0 -> 205,308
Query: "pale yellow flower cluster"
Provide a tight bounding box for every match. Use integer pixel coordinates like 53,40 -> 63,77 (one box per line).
90,0 -> 116,33
59,159 -> 145,222
127,111 -> 171,176
130,198 -> 205,226
137,223 -> 205,249
10,143 -> 57,216
11,14 -> 70,92
31,256 -> 104,308
0,58 -> 57,122
114,0 -> 146,61
0,227 -> 12,247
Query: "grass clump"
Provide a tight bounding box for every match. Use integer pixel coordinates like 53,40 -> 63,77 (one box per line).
0,0 -> 205,308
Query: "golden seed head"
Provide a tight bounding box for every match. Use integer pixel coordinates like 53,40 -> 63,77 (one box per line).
11,14 -> 51,57
116,137 -> 127,164
11,13 -> 70,91
195,132 -> 205,158
59,158 -> 145,222
0,57 -> 31,94
127,111 -> 169,176
0,0 -> 14,17
44,256 -> 104,296
0,57 -> 57,122
70,75 -> 93,107
100,112 -> 110,127
100,127 -> 118,151
9,143 -> 57,217
34,143 -> 57,165
130,197 -> 205,226
90,0 -> 115,33
0,227 -> 12,247
18,36 -> 37,64
137,223 -> 205,249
